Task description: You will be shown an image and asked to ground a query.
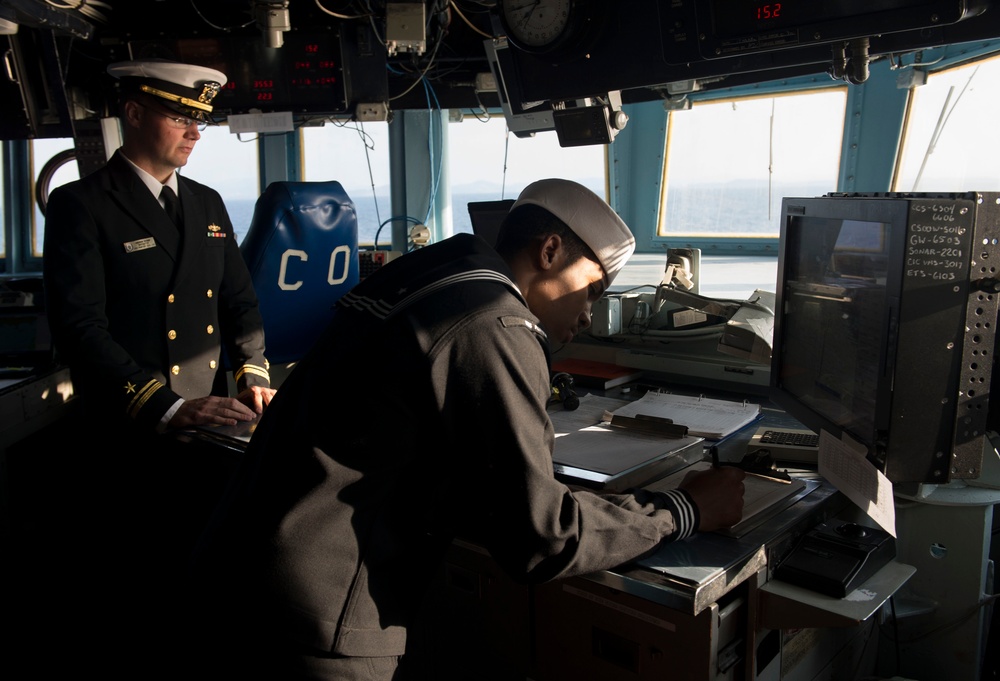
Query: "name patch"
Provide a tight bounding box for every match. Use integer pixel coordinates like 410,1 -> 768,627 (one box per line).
124,237 -> 156,253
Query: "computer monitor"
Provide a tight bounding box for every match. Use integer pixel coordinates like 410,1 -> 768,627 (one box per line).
770,192 -> 1000,483
468,199 -> 515,248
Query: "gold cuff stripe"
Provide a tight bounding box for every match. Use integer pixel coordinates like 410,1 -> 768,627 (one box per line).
127,379 -> 164,418
140,84 -> 213,113
236,364 -> 270,383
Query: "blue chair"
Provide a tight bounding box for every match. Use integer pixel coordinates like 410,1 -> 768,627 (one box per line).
240,181 -> 359,366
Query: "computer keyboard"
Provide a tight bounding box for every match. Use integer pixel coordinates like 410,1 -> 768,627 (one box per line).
747,426 -> 820,464
759,429 -> 820,448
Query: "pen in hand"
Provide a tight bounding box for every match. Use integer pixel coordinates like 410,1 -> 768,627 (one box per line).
711,443 -> 792,483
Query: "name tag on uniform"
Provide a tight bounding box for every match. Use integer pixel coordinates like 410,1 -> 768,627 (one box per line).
123,237 -> 156,253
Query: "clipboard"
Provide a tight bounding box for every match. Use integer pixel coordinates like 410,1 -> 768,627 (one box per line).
611,390 -> 761,439
550,394 -> 705,491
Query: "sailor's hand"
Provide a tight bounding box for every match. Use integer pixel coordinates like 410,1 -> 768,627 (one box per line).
236,385 -> 276,414
168,395 -> 258,428
679,465 -> 746,532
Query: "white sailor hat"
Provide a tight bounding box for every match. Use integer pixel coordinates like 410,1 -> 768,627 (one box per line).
107,59 -> 227,121
512,178 -> 636,286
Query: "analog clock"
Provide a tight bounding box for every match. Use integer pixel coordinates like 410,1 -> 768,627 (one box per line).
498,0 -> 608,57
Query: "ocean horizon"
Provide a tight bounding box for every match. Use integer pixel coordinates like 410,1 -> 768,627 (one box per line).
32,183 -> 834,252
225,182 -> 834,246
226,190 -> 511,247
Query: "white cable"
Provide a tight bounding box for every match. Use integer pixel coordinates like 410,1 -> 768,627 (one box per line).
314,0 -> 370,20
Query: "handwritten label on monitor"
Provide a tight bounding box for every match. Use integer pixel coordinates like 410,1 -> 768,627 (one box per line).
905,200 -> 972,283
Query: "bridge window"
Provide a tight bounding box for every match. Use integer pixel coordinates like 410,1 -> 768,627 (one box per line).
447,115 -> 605,236
660,88 -> 846,246
180,124 -> 260,244
31,138 -> 79,261
300,116 -> 604,247
895,54 -> 1000,193
302,121 -> 391,247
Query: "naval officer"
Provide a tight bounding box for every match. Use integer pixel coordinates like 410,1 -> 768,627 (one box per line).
44,59 -> 274,432
40,59 -> 275,675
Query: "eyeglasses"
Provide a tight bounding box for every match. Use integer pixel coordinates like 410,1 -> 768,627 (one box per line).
137,102 -> 209,131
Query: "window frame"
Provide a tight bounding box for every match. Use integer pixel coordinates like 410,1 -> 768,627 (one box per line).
653,77 -> 850,256
892,49 -> 1000,193
2,140 -> 35,274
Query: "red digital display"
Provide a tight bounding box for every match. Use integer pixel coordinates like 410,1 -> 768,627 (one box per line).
710,0 -> 940,40
755,3 -> 782,20
691,0 -> 969,60
133,34 -> 349,115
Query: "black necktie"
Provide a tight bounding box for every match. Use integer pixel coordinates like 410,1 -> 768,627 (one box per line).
161,185 -> 183,229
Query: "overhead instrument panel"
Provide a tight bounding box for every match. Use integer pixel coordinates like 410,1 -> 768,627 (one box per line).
218,33 -> 348,115
126,29 -> 382,118
128,33 -> 347,116
689,0 -> 985,59
501,0 -> 998,109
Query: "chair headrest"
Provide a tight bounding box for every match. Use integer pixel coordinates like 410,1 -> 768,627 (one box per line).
241,181 -> 360,365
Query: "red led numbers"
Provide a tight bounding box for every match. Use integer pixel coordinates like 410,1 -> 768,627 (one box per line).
757,3 -> 781,20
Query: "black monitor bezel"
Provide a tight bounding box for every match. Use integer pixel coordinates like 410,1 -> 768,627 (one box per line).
771,195 -> 914,474
772,191 -> 1000,483
467,199 -> 515,248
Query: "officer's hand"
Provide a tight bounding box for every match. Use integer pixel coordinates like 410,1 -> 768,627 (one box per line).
679,465 -> 746,532
236,385 -> 277,414
169,395 -> 258,428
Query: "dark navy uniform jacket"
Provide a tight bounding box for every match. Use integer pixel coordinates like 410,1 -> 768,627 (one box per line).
191,234 -> 697,664
43,150 -> 270,431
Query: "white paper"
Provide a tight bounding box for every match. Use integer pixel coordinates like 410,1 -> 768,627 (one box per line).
818,430 -> 896,537
609,390 -> 761,439
549,394 -> 703,474
553,425 -> 703,474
